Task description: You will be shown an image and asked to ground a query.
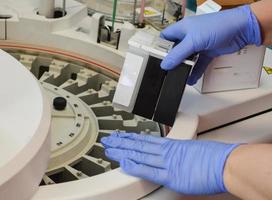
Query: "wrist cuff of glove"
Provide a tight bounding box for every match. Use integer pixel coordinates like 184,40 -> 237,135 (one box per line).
241,5 -> 262,46
218,144 -> 241,193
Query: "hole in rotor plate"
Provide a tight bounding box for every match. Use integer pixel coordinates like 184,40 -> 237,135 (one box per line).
36,8 -> 67,19
76,123 -> 81,128
49,168 -> 77,183
0,15 -> 12,19
38,65 -> 49,79
54,8 -> 67,18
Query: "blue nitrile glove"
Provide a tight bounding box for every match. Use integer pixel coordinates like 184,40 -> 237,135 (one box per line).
101,132 -> 239,195
160,5 -> 262,85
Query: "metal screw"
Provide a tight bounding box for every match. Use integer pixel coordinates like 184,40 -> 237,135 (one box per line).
76,172 -> 83,177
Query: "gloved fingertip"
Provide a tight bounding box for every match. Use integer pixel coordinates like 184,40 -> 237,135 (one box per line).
160,32 -> 166,39
105,148 -> 117,158
105,149 -> 110,156
120,159 -> 135,172
101,137 -> 108,144
101,137 -> 112,146
110,131 -> 120,137
161,59 -> 175,70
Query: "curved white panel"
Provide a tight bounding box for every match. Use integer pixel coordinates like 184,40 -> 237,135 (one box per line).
0,50 -> 51,200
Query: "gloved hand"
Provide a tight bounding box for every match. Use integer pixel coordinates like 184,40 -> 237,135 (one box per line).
160,5 -> 262,85
101,132 -> 239,195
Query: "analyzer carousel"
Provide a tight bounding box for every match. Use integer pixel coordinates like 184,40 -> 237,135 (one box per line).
6,48 -> 163,185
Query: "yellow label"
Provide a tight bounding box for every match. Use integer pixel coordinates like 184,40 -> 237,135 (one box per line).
144,9 -> 157,16
263,66 -> 272,75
